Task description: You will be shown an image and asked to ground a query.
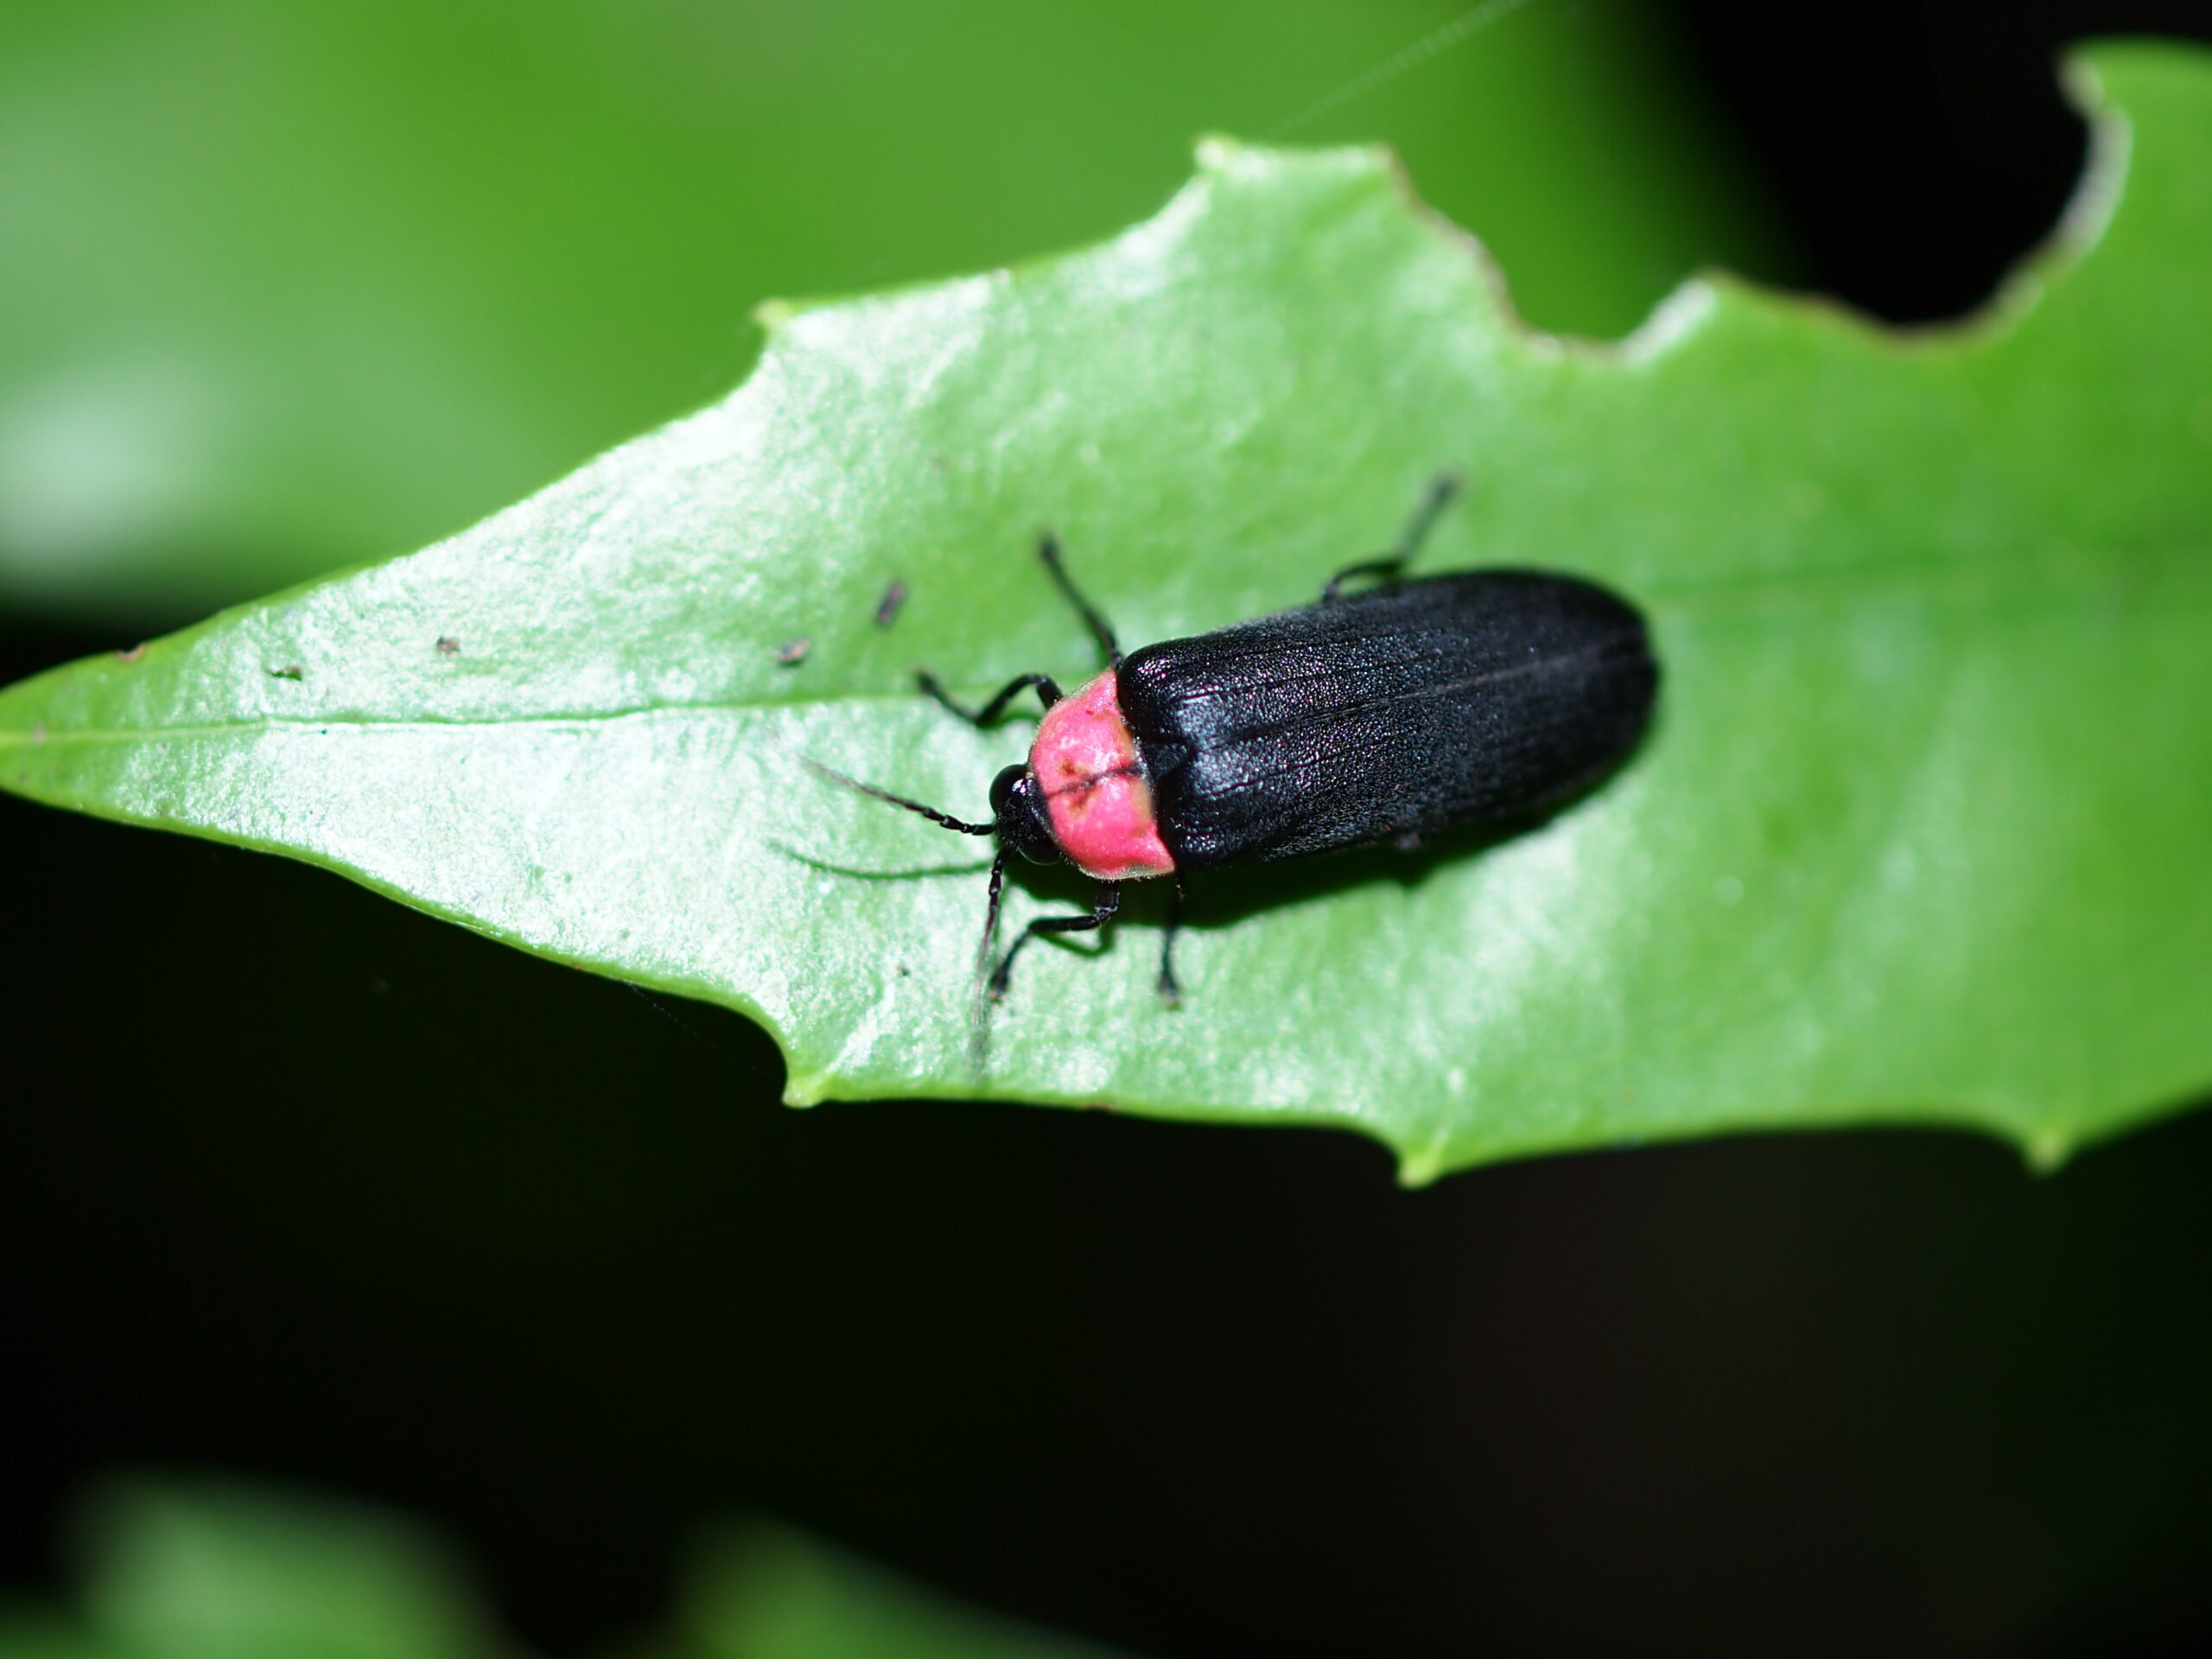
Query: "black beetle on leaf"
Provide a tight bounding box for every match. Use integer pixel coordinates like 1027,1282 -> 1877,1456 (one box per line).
819,477 -> 1658,1007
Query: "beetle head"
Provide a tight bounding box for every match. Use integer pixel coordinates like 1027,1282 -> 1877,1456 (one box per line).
988,764 -> 1060,864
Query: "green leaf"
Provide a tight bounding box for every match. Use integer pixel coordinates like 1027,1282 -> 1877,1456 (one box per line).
0,0 -> 1762,622
654,1522 -> 1140,1659
3,43 -> 2209,1179
0,1482 -> 509,1659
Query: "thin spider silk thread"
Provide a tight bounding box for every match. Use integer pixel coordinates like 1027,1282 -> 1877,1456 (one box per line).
1268,0 -> 1548,137
623,982 -> 771,1077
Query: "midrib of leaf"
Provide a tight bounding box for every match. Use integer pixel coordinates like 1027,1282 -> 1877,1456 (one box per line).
0,696 -> 932,748
6,524 -> 2206,756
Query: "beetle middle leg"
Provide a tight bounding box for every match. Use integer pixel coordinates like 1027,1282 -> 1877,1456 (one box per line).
1323,473 -> 1462,601
988,880 -> 1121,1001
1037,533 -> 1123,666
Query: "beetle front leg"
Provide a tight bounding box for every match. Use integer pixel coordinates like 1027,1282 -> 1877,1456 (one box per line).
987,881 -> 1121,1002
916,670 -> 1062,726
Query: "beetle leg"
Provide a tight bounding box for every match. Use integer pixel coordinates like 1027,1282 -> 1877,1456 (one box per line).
987,881 -> 1121,1001
1322,472 -> 1462,601
1038,534 -> 1123,666
1156,880 -> 1185,1006
1320,556 -> 1402,602
916,670 -> 1062,726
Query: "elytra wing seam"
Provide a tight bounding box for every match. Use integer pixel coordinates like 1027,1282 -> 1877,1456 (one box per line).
1172,639 -> 1627,741
1166,643 -> 1638,816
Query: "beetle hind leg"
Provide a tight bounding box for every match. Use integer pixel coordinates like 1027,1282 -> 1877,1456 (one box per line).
1322,472 -> 1462,601
1156,880 -> 1186,1006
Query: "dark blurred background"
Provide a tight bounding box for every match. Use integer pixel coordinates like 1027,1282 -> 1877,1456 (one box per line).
6,3 -> 2212,1655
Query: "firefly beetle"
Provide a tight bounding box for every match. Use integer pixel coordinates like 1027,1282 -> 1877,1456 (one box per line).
822,477 -> 1657,1005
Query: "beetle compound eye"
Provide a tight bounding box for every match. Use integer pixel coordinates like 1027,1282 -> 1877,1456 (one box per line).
988,764 -> 1027,817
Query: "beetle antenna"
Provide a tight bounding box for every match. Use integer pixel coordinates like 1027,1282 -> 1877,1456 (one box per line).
804,759 -> 996,836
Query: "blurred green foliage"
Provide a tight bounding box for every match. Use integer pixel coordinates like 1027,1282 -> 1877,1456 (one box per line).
0,1484 -> 505,1659
644,1524 -> 1137,1659
0,1484 -> 1135,1659
0,0 -> 1764,624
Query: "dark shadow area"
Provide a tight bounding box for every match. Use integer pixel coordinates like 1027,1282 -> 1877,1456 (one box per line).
1667,0 -> 2212,322
1177,761 -> 1646,937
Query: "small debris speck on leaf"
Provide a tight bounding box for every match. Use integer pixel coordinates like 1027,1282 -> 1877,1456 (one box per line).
115,644 -> 146,663
874,580 -> 908,628
777,637 -> 811,666
435,636 -> 461,655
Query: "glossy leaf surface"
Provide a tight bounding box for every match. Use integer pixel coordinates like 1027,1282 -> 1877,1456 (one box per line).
2,45 -> 2208,1179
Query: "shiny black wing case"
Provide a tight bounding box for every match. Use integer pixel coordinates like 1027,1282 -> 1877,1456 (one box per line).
1116,571 -> 1656,870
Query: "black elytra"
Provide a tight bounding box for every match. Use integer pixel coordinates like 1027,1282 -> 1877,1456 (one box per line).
1122,564 -> 1656,869
821,476 -> 1659,1013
